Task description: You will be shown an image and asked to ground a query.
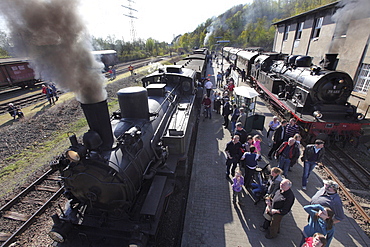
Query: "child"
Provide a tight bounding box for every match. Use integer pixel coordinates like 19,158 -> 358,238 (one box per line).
232,168 -> 244,206
301,232 -> 327,247
300,204 -> 334,246
253,135 -> 262,160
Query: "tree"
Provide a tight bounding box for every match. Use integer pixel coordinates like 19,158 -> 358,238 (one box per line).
146,38 -> 156,56
0,31 -> 11,58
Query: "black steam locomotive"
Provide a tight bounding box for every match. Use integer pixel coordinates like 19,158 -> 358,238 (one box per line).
48,62 -> 203,246
224,48 -> 369,146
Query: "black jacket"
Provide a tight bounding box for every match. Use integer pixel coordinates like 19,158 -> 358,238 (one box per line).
272,188 -> 295,215
222,102 -> 232,116
276,142 -> 300,165
234,128 -> 248,144
272,125 -> 285,143
302,144 -> 325,163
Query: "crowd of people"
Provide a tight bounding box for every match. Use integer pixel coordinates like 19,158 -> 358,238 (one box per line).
223,114 -> 342,246
201,68 -> 342,246
41,83 -> 59,105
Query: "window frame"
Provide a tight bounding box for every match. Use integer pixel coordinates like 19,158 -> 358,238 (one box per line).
283,25 -> 290,41
354,63 -> 370,94
295,22 -> 304,40
312,17 -> 324,38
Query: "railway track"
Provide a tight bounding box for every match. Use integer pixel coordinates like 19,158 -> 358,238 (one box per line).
0,90 -> 47,115
0,168 -> 63,247
0,57 -> 164,116
320,165 -> 370,224
324,145 -> 370,189
321,144 -> 370,225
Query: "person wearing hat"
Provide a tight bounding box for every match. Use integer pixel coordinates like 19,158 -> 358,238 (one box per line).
301,139 -> 325,190
7,103 -> 24,120
311,180 -> 345,224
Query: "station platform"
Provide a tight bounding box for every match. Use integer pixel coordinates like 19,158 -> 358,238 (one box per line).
181,60 -> 370,247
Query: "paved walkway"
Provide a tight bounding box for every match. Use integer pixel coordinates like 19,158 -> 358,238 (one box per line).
181,60 -> 370,247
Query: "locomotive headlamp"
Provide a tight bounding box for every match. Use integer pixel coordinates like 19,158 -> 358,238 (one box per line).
313,111 -> 323,119
66,150 -> 80,162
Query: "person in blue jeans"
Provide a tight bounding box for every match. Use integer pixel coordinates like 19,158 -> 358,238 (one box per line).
301,140 -> 325,190
275,137 -> 300,178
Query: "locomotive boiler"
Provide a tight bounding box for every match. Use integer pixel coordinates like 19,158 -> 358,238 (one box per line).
257,54 -> 360,120
224,47 -> 369,146
250,53 -> 369,145
49,65 -> 200,246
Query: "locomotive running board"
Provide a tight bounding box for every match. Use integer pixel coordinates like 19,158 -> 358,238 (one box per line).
140,175 -> 167,217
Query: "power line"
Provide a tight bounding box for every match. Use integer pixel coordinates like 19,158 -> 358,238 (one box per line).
122,0 -> 138,42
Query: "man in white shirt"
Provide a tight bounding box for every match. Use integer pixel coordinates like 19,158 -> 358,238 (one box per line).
204,79 -> 213,97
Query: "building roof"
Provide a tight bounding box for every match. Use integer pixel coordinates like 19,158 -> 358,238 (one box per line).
272,1 -> 339,25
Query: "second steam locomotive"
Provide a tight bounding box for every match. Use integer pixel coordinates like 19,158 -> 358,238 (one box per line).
223,47 -> 369,146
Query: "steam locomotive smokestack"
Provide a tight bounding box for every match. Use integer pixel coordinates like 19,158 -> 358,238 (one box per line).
80,100 -> 113,150
0,0 -> 107,104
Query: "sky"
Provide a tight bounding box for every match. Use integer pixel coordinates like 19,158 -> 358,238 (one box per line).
78,0 -> 251,43
0,0 -> 251,44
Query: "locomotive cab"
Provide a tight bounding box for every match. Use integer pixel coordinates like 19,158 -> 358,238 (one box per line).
142,66 -> 197,96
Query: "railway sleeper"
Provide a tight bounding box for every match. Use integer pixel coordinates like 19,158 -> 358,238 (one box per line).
35,185 -> 60,193
0,232 -> 12,242
3,211 -> 30,221
22,197 -> 46,206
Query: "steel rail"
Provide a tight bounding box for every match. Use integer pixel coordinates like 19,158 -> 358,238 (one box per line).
1,187 -> 64,247
325,148 -> 368,188
321,165 -> 370,224
0,169 -> 56,212
333,144 -> 370,180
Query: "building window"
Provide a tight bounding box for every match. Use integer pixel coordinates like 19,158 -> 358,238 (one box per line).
295,22 -> 304,40
312,17 -> 323,38
283,25 -> 290,41
354,63 -> 370,93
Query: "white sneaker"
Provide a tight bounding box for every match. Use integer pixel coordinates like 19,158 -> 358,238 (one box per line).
302,186 -> 307,190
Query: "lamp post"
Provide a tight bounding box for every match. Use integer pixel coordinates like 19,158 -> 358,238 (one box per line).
216,40 -> 230,72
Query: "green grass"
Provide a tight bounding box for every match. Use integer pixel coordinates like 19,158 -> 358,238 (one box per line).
0,117 -> 89,196
0,59 -> 173,196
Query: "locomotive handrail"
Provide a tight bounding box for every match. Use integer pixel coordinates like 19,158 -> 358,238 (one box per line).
150,89 -> 178,160
149,85 -> 178,119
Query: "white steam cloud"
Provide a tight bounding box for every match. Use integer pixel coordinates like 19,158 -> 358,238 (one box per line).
0,0 -> 107,104
332,0 -> 370,37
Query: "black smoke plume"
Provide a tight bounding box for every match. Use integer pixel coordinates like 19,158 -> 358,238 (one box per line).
0,0 -> 107,104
